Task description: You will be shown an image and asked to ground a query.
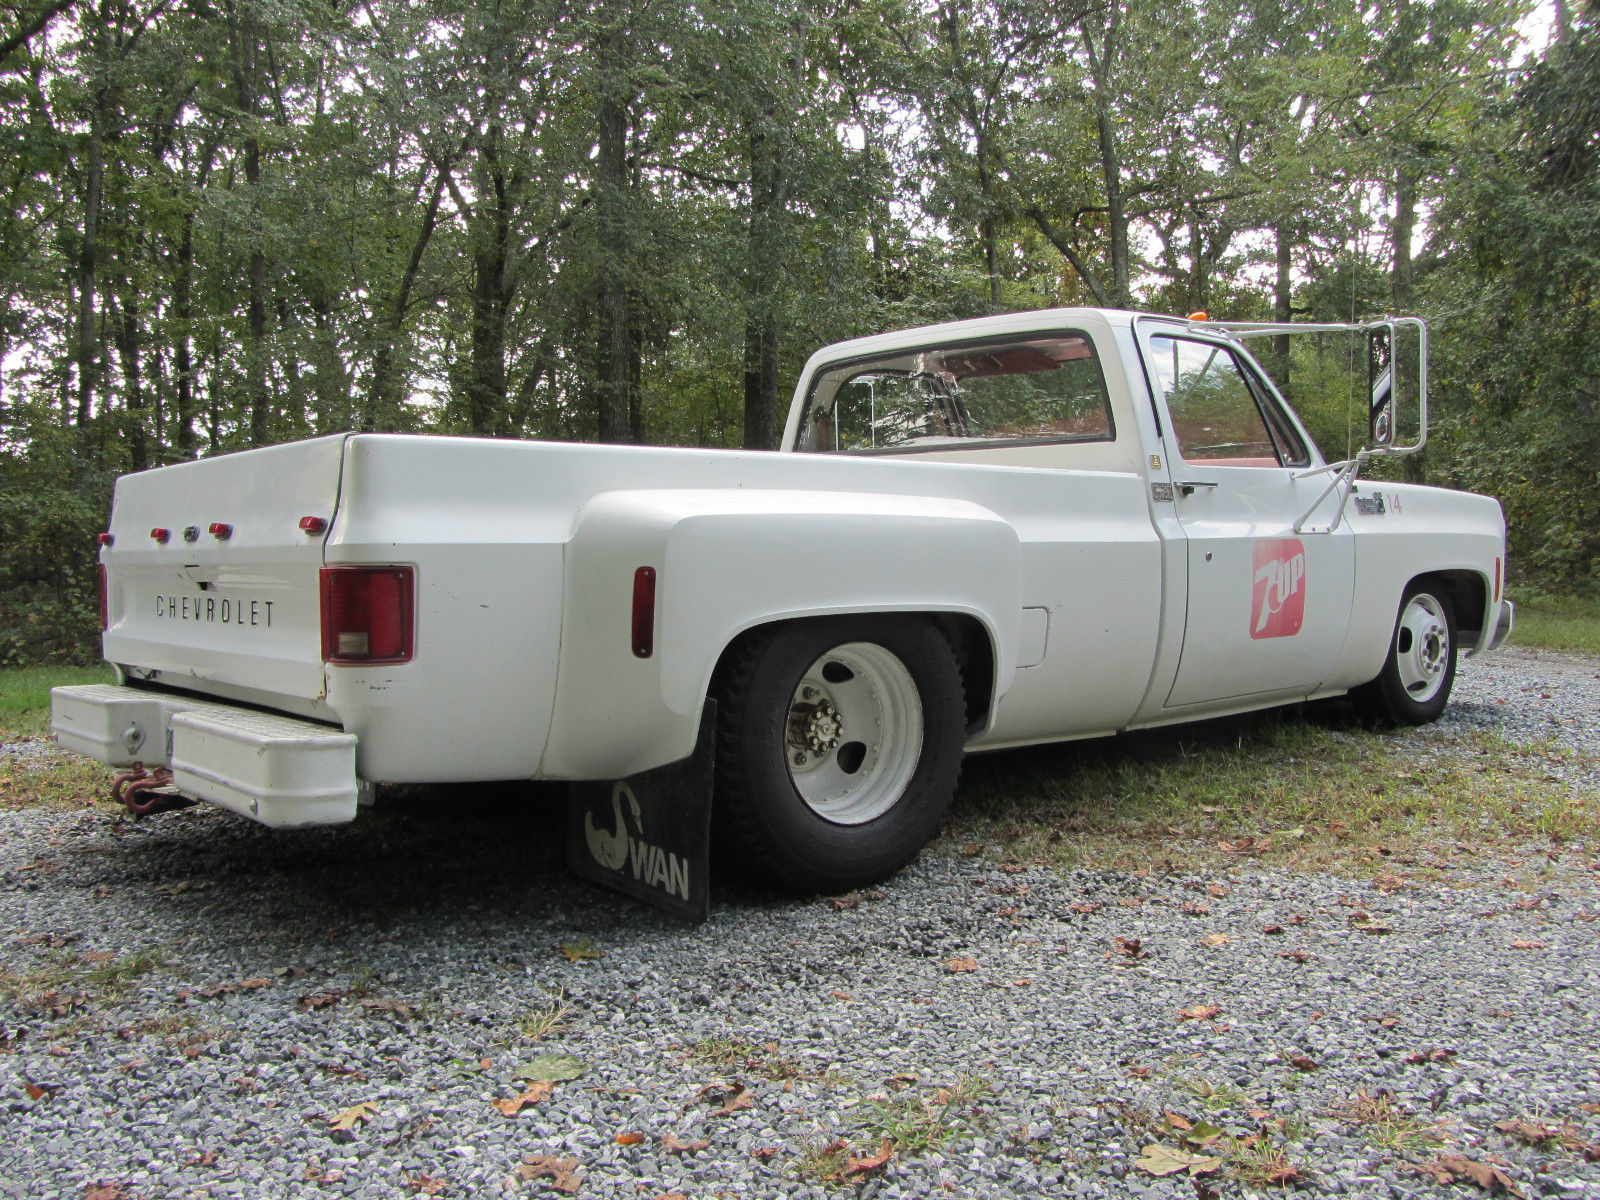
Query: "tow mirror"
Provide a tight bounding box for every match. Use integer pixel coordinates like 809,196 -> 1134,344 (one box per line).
1368,326 -> 1394,446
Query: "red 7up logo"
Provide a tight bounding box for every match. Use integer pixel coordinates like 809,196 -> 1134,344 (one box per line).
1251,538 -> 1306,639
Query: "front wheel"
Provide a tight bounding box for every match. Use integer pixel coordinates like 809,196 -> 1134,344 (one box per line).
713,617 -> 966,893
1353,582 -> 1457,725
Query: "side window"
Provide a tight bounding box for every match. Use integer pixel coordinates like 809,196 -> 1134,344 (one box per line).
800,333 -> 1113,453
1150,335 -> 1302,467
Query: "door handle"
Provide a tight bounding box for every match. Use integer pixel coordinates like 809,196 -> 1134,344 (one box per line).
1177,480 -> 1219,496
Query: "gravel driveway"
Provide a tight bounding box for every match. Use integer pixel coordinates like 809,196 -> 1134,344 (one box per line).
2,648 -> 1596,1200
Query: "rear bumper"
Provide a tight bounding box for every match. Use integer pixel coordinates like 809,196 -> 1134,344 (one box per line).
51,684 -> 359,827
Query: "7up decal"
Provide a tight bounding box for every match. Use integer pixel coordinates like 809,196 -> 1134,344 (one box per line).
1251,538 -> 1307,639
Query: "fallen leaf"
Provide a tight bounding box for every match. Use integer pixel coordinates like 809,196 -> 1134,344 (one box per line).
1349,913 -> 1394,934
1206,883 -> 1230,898
1127,1065 -> 1151,1079
360,997 -> 416,1020
1112,937 -> 1147,959
327,1101 -> 378,1132
830,990 -> 853,1001
1199,933 -> 1229,947
847,1138 -> 895,1175
709,1085 -> 753,1117
1134,1143 -> 1222,1177
751,1146 -> 779,1160
1276,949 -> 1314,963
1262,924 -> 1285,935
1405,1048 -> 1457,1064
1509,940 -> 1546,950
1179,1004 -> 1221,1022
24,1078 -> 53,1101
518,1154 -> 581,1194
185,1151 -> 220,1167
1402,1155 -> 1524,1197
1070,902 -> 1103,914
84,1185 -> 132,1200
1288,1055 -> 1318,1072
407,1173 -> 448,1196
615,1131 -> 646,1146
1180,901 -> 1210,916
515,1053 -> 588,1083
1117,897 -> 1143,907
1165,1110 -> 1193,1130
492,1081 -> 553,1116
945,956 -> 978,973
661,1133 -> 709,1154
558,940 -> 603,962
298,990 -> 345,1012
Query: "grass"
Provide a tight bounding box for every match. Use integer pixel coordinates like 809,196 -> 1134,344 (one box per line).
859,1074 -> 993,1153
515,988 -> 571,1041
1513,591 -> 1600,655
951,705 -> 1594,875
0,947 -> 165,1012
1330,1088 -> 1453,1155
0,664 -> 113,736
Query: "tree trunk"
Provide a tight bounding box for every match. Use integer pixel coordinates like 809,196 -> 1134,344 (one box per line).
75,93 -> 105,427
114,289 -> 148,471
742,115 -> 784,451
595,26 -> 632,444
1273,224 -> 1293,391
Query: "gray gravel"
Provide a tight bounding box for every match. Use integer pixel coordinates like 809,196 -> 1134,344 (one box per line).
1,648 -> 1596,1199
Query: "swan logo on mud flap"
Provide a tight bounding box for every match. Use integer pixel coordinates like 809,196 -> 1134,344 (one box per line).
1251,538 -> 1307,639
583,781 -> 691,902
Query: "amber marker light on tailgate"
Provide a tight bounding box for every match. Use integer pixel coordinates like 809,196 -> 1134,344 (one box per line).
98,565 -> 108,631
320,566 -> 415,665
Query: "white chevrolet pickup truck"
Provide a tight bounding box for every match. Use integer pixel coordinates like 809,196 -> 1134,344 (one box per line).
53,308 -> 1512,918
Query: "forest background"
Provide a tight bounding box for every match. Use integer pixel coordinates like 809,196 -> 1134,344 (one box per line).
1,0 -> 1596,665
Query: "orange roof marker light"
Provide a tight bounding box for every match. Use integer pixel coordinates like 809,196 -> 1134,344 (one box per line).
1187,311 -> 1209,321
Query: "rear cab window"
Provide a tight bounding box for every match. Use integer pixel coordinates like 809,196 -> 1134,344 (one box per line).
795,332 -> 1115,455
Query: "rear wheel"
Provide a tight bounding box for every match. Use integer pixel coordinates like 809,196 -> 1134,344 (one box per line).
713,617 -> 965,893
1353,582 -> 1457,725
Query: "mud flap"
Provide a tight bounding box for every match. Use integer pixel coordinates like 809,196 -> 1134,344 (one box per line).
565,699 -> 715,923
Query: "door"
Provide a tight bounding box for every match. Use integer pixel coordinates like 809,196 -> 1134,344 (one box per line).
1138,328 -> 1354,709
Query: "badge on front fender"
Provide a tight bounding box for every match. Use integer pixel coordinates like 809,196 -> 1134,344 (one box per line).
565,699 -> 715,923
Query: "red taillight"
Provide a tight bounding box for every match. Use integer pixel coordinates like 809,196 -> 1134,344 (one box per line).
97,532 -> 114,547
300,515 -> 326,535
98,565 -> 108,631
320,566 -> 414,665
209,522 -> 232,539
150,527 -> 170,544
631,566 -> 656,658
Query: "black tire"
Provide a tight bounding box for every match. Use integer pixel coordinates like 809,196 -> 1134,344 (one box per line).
712,616 -> 966,894
1352,580 -> 1458,726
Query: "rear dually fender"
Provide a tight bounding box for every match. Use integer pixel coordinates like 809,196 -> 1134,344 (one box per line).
539,488 -> 1022,780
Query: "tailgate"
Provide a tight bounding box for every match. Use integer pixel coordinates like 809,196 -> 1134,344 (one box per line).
101,435 -> 348,704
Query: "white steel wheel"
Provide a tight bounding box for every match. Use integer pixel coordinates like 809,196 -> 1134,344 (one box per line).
712,616 -> 967,894
784,641 -> 925,826
1394,593 -> 1451,703
1353,581 -> 1458,726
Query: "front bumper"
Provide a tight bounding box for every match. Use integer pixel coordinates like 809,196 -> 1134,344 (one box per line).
51,683 -> 359,827
1485,599 -> 1514,654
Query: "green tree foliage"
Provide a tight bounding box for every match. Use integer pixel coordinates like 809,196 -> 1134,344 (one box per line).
0,0 -> 1589,663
